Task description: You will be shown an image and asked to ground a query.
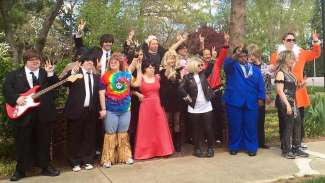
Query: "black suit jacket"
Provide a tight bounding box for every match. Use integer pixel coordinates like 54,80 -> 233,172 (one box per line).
3,67 -> 58,126
63,70 -> 99,120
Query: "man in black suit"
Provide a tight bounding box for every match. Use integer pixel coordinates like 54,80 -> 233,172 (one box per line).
74,20 -> 113,155
63,52 -> 99,172
3,49 -> 60,181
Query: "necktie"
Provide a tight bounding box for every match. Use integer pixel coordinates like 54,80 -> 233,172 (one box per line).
30,72 -> 39,86
87,72 -> 93,107
245,64 -> 250,74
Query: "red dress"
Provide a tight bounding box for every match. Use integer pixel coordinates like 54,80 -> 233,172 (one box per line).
134,77 -> 174,160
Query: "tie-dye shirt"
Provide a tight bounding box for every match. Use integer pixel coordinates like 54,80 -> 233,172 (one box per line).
99,71 -> 132,112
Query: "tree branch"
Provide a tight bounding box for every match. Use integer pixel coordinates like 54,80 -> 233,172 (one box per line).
35,0 -> 64,54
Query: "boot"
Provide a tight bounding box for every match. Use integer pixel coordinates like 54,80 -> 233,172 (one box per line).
101,133 -> 118,165
117,132 -> 133,164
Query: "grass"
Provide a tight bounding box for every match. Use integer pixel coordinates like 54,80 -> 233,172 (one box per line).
302,176 -> 325,183
0,158 -> 15,178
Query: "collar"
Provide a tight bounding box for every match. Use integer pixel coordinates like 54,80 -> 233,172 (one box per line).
277,44 -> 301,58
81,67 -> 92,74
24,66 -> 39,75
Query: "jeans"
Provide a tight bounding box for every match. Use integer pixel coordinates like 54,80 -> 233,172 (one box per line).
104,111 -> 131,134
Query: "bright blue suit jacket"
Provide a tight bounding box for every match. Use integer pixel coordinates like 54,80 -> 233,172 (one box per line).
223,57 -> 266,110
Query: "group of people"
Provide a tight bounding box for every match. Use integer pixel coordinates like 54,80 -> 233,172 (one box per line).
3,19 -> 321,181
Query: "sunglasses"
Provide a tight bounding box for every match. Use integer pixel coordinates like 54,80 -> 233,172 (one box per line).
285,39 -> 296,43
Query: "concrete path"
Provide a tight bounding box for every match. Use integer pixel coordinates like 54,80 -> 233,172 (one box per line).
1,141 -> 325,183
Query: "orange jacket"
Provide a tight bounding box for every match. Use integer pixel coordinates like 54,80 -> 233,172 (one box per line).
271,44 -> 321,108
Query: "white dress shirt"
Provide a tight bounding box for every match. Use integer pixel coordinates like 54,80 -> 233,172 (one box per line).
82,68 -> 94,107
100,49 -> 111,76
25,67 -> 39,88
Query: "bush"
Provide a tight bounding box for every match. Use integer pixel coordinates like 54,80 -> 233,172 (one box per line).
305,94 -> 325,137
0,54 -> 17,159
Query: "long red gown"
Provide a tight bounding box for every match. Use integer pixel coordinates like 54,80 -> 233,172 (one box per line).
134,77 -> 174,160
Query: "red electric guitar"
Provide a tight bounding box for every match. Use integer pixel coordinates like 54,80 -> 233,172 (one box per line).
5,74 -> 83,120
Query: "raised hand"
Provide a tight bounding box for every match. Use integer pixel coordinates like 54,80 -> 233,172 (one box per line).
199,34 -> 205,43
312,30 -> 319,41
77,19 -> 86,33
211,46 -> 217,58
72,62 -> 81,74
224,32 -> 230,45
128,29 -> 135,40
44,60 -> 54,73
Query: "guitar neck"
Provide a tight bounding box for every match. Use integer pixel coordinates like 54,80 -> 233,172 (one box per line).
32,78 -> 68,99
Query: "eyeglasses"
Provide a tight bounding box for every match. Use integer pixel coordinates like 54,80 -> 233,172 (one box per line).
285,39 -> 296,43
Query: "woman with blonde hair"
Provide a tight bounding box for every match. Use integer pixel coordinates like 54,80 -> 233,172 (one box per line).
274,50 -> 308,159
160,50 -> 185,152
178,57 -> 215,157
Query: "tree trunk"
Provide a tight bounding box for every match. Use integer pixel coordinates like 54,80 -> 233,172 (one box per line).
0,0 -> 19,63
35,0 -> 64,55
229,0 -> 246,51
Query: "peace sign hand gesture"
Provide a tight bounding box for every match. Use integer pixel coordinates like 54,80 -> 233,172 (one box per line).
312,30 -> 319,42
45,60 -> 55,77
78,19 -> 86,33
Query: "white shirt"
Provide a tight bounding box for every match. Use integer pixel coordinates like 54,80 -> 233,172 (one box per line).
82,68 -> 94,107
25,67 -> 39,88
100,49 -> 111,76
188,74 -> 213,113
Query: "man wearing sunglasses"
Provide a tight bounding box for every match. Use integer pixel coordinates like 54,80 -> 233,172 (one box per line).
271,31 -> 321,149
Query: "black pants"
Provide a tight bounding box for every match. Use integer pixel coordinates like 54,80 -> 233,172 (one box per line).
277,105 -> 301,154
211,90 -> 226,141
68,108 -> 96,166
189,111 -> 214,150
299,107 -> 305,141
257,104 -> 266,146
15,112 -> 50,172
95,118 -> 104,153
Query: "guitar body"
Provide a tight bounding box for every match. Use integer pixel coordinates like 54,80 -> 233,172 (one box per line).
5,73 -> 83,121
5,86 -> 41,120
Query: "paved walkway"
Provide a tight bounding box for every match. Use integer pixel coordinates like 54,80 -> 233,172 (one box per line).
1,141 -> 325,183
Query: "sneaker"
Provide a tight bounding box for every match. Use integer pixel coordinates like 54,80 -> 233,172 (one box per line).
294,148 -> 309,158
126,158 -> 134,165
301,143 -> 308,150
103,162 -> 112,168
206,148 -> 214,158
84,164 -> 94,170
282,151 -> 296,159
72,165 -> 81,172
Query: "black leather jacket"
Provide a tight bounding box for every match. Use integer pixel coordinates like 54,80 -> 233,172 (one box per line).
178,71 -> 214,108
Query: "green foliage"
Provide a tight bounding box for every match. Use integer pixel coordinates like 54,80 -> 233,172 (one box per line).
246,0 -> 316,57
305,94 -> 325,137
55,58 -> 70,108
302,177 -> 325,183
0,49 -> 17,160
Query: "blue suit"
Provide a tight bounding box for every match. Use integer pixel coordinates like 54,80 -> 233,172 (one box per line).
223,57 -> 265,153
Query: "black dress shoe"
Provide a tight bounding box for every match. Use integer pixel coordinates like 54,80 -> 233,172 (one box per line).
193,149 -> 204,157
10,170 -> 25,181
248,152 -> 256,156
41,164 -> 60,176
206,148 -> 214,158
229,150 -> 238,155
259,144 -> 270,149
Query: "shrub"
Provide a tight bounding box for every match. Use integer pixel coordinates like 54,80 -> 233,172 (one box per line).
305,94 -> 325,137
0,54 -> 17,159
